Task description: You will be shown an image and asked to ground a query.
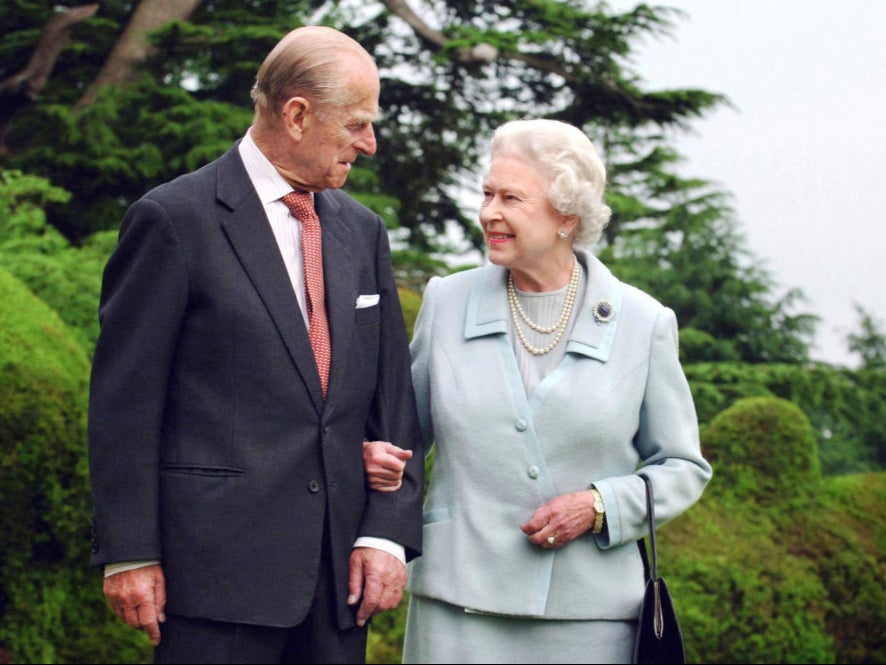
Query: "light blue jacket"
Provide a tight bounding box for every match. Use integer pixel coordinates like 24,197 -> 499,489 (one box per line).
406,250 -> 712,620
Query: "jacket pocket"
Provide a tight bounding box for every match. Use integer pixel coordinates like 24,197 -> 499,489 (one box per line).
161,464 -> 245,477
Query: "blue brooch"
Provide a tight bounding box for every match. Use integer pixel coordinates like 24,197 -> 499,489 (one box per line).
593,299 -> 615,324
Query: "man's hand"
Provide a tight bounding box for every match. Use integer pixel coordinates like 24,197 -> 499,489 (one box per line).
347,547 -> 408,627
363,440 -> 413,491
103,564 -> 167,646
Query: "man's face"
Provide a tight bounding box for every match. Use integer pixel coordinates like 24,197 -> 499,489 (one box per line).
296,57 -> 379,191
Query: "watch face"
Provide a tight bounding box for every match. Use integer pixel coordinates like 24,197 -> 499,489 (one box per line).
595,500 -> 604,512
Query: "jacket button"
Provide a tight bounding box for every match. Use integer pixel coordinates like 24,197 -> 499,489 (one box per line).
527,466 -> 540,479
308,480 -> 321,493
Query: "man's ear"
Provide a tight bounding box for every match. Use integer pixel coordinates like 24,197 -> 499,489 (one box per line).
282,97 -> 311,139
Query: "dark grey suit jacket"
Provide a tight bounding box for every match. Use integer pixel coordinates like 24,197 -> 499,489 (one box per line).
88,142 -> 423,628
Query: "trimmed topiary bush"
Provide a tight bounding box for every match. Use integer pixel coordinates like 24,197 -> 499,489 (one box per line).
685,362 -> 886,476
0,267 -> 150,664
701,395 -> 821,504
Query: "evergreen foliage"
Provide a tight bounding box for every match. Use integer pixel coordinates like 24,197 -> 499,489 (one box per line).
0,170 -> 114,357
686,362 -> 886,477
846,304 -> 886,370
0,0 -> 828,363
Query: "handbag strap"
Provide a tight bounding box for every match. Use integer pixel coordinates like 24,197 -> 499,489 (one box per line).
637,473 -> 658,582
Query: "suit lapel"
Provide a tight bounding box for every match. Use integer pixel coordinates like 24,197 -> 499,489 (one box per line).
315,192 -> 355,404
566,251 -> 621,361
215,146 -> 326,411
464,264 -> 510,340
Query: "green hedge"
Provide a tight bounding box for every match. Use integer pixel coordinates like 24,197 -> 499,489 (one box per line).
654,396 -> 886,664
0,268 -> 151,664
686,362 -> 886,476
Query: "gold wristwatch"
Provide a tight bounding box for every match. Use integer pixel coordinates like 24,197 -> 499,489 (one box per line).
589,487 -> 606,534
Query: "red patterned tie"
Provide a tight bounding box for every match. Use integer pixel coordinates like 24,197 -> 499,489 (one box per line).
282,191 -> 331,396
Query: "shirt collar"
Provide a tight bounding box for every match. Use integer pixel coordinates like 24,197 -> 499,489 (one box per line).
238,127 -> 303,205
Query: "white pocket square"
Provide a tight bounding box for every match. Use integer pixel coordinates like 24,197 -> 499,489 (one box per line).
356,294 -> 380,309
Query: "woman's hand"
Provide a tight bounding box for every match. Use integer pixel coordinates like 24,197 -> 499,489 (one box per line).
363,440 -> 413,491
520,490 -> 598,549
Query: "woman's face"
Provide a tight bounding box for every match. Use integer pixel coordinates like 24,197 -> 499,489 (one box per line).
480,154 -> 568,276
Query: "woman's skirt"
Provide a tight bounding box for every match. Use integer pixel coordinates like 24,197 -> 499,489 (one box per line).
402,593 -> 637,664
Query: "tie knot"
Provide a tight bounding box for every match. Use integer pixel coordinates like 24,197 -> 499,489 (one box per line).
282,191 -> 317,227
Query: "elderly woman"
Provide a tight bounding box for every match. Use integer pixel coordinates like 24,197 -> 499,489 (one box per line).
399,118 -> 712,664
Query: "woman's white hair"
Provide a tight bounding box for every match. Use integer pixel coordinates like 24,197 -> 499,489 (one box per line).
489,118 -> 612,247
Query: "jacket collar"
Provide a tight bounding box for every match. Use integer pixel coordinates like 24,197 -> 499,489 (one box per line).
464,249 -> 622,362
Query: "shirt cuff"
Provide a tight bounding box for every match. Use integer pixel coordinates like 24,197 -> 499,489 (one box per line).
353,537 -> 406,565
104,560 -> 161,578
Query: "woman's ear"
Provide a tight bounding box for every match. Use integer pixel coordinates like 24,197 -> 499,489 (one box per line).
562,214 -> 579,237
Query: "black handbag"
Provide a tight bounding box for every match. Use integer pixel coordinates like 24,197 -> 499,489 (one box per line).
633,474 -> 687,664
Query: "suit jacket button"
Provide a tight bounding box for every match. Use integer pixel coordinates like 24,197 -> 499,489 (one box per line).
308,480 -> 321,493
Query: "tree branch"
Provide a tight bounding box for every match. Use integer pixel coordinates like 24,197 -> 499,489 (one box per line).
74,0 -> 203,111
377,0 -> 629,101
0,4 -> 99,154
378,0 -> 497,62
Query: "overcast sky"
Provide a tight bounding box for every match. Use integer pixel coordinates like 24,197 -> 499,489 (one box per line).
606,0 -> 886,367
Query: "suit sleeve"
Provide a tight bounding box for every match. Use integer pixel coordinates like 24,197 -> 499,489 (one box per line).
408,275 -> 441,452
88,198 -> 189,565
595,306 -> 713,548
358,216 -> 425,561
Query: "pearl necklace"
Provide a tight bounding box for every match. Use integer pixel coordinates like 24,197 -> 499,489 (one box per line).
507,256 -> 580,356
